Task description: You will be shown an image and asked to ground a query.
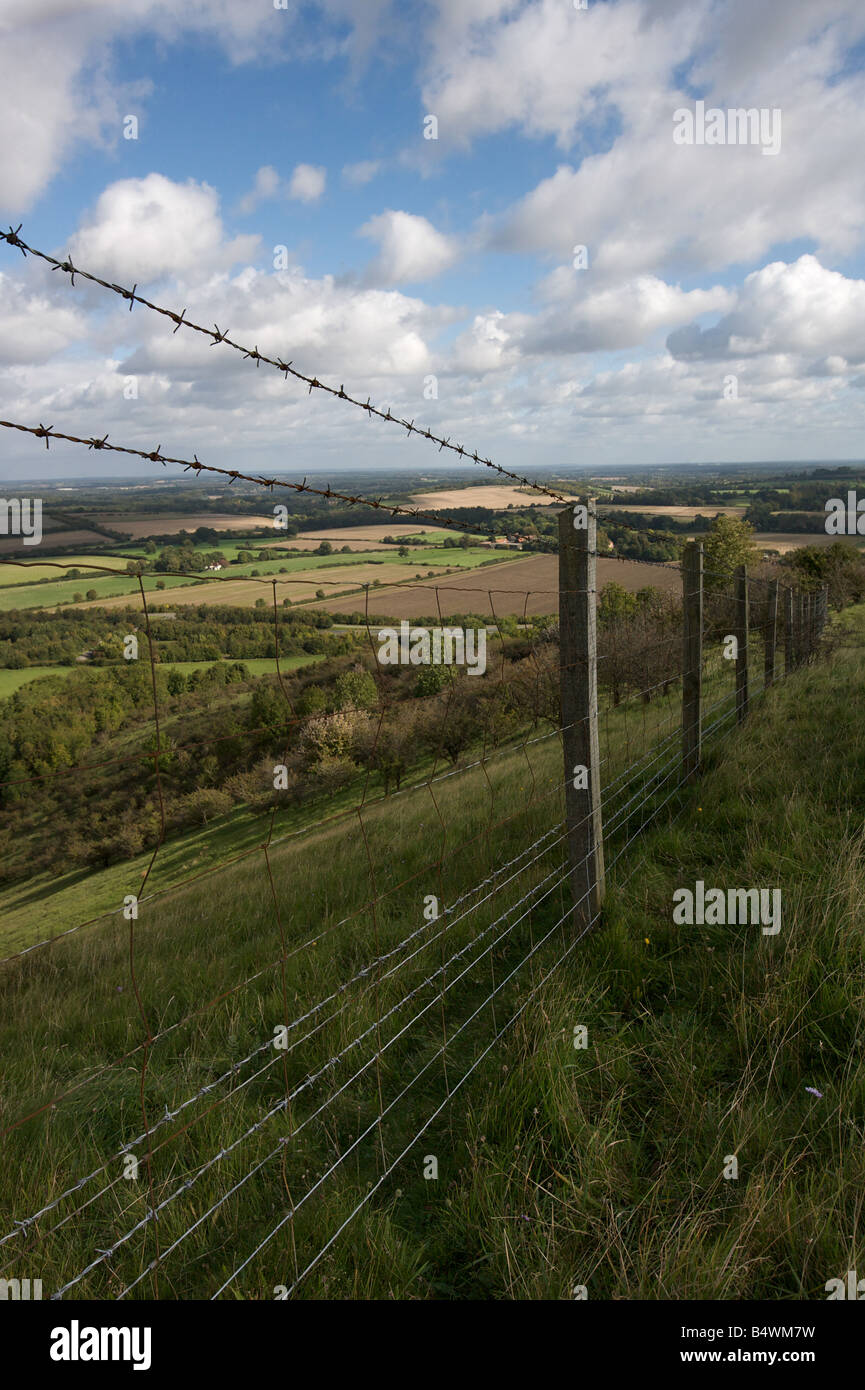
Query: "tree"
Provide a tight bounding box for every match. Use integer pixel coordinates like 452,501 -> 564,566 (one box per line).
702,515 -> 757,591
85,589 -> 98,601
598,582 -> 636,628
316,540 -> 334,555
333,668 -> 377,711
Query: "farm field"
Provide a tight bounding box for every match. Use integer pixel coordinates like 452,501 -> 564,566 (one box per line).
0,571 -> 196,612
86,513 -> 276,538
0,544 -> 508,611
0,555 -> 138,586
0,528 -> 109,555
70,554 -> 510,611
293,524 -> 456,546
598,504 -> 746,518
410,485 -> 555,511
310,553 -> 681,619
752,531 -> 858,552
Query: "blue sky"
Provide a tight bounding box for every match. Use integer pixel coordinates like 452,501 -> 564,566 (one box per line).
1,0 -> 865,481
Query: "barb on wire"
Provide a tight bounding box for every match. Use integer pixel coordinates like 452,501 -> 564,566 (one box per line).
0,226 -> 568,509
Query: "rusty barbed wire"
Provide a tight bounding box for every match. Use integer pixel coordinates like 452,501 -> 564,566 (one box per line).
0,225 -> 569,508
0,416 -> 533,537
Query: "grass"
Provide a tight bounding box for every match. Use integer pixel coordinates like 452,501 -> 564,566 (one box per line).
0,666 -> 75,697
0,609 -> 859,1299
0,655 -> 324,701
0,572 -> 195,612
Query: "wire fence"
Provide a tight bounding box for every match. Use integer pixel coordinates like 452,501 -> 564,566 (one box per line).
0,234 -> 833,1301
0,536 -> 828,1299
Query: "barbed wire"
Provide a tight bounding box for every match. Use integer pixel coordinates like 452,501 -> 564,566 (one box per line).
0,226 -> 570,509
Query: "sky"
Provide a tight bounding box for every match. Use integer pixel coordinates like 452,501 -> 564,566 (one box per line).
1,0 -> 865,483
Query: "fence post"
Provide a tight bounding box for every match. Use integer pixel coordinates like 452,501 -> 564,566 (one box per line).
735,565 -> 749,723
784,587 -> 794,675
821,582 -> 829,635
764,578 -> 778,689
559,499 -> 605,931
682,540 -> 703,780
794,589 -> 804,667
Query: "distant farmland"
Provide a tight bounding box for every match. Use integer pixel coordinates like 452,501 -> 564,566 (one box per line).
308,553 -> 681,619
87,513 -> 276,538
411,485 -> 555,511
71,551 -> 511,612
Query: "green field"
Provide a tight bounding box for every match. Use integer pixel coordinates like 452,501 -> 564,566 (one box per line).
0,545 -> 508,612
0,572 -> 197,612
0,654 -> 324,699
0,666 -> 75,697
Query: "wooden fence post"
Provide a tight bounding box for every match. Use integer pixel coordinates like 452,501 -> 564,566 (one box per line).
784,587 -> 794,675
821,582 -> 829,634
764,578 -> 778,689
794,589 -> 804,667
559,500 -> 605,931
682,540 -> 703,779
735,565 -> 749,723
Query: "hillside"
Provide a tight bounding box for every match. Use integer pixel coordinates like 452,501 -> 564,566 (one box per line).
0,598 -> 861,1299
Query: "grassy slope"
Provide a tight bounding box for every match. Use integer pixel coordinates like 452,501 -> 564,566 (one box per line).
394,610 -> 865,1300
0,614 -> 860,1298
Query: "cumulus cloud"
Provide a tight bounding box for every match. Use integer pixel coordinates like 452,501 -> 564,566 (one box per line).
437,0 -> 865,277
69,174 -> 260,282
360,210 -> 459,284
238,165 -> 281,215
667,257 -> 865,366
288,164 -> 327,204
523,274 -> 735,355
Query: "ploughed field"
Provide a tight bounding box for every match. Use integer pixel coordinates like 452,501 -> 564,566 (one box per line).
309,553 -> 681,619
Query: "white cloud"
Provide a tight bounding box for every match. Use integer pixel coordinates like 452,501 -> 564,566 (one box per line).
238,165 -> 281,215
425,0 -> 865,278
360,210 -> 459,284
523,274 -> 735,355
667,257 -> 865,366
0,0 -> 298,212
342,160 -> 382,187
0,272 -> 87,365
288,164 -> 327,204
69,174 -> 260,282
